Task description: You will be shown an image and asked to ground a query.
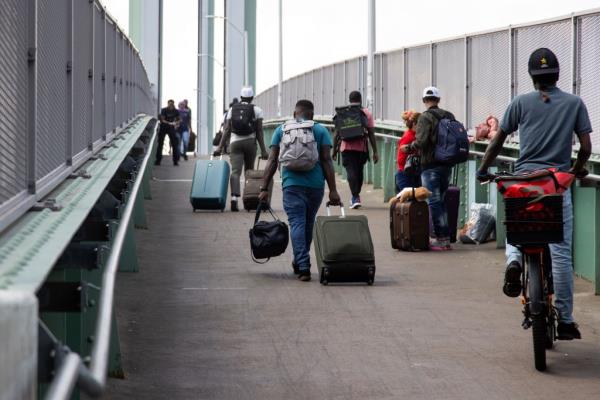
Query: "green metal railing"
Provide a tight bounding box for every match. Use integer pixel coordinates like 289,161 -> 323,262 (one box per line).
263,117 -> 600,294
0,115 -> 158,399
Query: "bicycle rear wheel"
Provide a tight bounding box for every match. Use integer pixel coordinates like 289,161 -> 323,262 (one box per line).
527,254 -> 547,371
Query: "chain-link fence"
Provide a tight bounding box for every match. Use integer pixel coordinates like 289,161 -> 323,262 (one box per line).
255,9 -> 600,150
0,0 -> 155,232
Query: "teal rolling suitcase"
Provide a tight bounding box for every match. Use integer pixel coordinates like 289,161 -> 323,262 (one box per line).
313,203 -> 376,285
190,157 -> 230,211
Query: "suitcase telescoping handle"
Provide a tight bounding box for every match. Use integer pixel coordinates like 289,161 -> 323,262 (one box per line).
325,201 -> 345,217
210,154 -> 224,161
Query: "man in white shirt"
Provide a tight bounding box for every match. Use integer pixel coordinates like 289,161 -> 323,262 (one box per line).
215,87 -> 268,212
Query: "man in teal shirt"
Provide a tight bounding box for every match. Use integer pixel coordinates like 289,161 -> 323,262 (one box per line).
260,100 -> 341,282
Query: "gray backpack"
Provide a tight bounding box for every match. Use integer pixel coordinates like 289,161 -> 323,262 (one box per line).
278,120 -> 319,171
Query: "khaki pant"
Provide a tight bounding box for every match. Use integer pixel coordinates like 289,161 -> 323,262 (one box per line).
230,139 -> 257,197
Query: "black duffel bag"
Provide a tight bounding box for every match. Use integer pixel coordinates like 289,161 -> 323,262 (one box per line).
249,205 -> 289,263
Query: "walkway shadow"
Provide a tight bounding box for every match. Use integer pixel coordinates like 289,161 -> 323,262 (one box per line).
546,341 -> 600,379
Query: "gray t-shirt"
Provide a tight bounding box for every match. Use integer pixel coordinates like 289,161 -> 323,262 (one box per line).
500,87 -> 592,172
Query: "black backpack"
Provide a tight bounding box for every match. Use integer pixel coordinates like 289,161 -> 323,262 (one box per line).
231,103 -> 256,135
334,105 -> 368,141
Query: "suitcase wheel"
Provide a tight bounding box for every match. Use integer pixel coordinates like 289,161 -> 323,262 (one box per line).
320,267 -> 329,285
367,279 -> 374,286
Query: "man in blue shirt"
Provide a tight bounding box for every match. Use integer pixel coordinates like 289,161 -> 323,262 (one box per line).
478,48 -> 592,340
259,100 -> 341,282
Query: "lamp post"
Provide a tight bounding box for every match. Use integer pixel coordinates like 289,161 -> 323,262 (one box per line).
366,0 -> 375,112
206,15 -> 248,86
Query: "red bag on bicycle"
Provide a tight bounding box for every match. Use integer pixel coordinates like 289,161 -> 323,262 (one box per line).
498,168 -> 574,198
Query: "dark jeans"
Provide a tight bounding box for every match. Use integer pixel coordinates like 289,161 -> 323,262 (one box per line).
421,165 -> 452,239
341,151 -> 368,197
282,186 -> 325,272
395,170 -> 422,193
156,129 -> 180,164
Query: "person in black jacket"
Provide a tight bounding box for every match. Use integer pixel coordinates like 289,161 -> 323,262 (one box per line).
155,99 -> 181,166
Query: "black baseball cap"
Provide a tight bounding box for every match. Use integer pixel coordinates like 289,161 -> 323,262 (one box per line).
528,48 -> 560,76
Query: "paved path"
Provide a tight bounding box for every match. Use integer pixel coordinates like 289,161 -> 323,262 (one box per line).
106,156 -> 600,400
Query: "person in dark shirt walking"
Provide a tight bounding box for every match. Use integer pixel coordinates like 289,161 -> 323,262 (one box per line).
156,99 -> 182,166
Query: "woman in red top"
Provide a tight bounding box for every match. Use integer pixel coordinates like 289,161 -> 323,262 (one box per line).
395,110 -> 421,192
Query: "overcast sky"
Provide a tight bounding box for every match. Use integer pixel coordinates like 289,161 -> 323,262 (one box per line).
101,0 -> 599,122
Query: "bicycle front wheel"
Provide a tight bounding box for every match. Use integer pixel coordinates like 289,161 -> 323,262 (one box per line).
527,254 -> 547,371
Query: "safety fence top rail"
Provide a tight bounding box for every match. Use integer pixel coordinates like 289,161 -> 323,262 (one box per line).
254,7 -> 600,154
0,0 -> 156,235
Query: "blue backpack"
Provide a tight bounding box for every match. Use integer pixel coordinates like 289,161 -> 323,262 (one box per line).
430,111 -> 469,165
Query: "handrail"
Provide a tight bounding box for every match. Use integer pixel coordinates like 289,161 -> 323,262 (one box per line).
469,150 -> 600,183
44,122 -> 158,400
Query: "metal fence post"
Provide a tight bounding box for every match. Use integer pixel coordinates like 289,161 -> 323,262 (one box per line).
27,0 -> 38,194
571,14 -> 580,95
430,42 -> 436,86
509,26 -> 516,101
402,48 -> 408,111
464,36 -> 471,127
66,0 -> 74,165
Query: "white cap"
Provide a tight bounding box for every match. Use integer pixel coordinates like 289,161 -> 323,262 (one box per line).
241,86 -> 254,98
422,86 -> 440,99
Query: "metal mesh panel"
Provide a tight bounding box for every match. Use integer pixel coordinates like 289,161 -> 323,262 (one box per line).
72,0 -> 93,156
385,49 -> 404,120
434,40 -> 465,121
312,68 -> 323,115
0,0 -> 28,203
296,74 -> 305,101
116,34 -> 123,126
36,0 -> 69,179
345,58 -> 359,97
282,80 -> 291,116
333,62 -> 345,108
406,45 -> 430,111
93,7 -> 105,142
105,21 -> 116,131
322,65 -> 334,115
305,71 -> 313,104
359,56 -> 367,95
469,31 -> 510,129
373,54 -> 382,119
515,20 -> 572,96
579,14 -> 600,152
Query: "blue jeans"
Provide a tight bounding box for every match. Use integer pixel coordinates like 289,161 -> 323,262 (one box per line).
282,186 -> 325,273
421,165 -> 452,239
395,170 -> 422,193
179,130 -> 190,155
506,189 -> 574,323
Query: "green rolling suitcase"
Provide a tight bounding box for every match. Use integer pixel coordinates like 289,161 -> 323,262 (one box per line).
313,203 -> 376,285
190,157 -> 230,211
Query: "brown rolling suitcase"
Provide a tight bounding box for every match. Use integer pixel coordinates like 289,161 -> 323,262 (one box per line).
390,192 -> 429,251
243,159 -> 272,211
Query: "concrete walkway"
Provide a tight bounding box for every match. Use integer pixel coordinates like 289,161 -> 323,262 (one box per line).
106,156 -> 600,400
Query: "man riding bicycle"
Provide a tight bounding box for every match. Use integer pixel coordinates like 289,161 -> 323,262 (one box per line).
477,48 -> 592,340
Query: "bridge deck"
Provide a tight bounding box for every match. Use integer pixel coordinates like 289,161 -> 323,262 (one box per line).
106,157 -> 600,400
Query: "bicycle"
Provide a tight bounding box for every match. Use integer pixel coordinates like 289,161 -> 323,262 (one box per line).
481,168 -> 581,371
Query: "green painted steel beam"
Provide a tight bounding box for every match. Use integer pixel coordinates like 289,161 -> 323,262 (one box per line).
0,116 -> 153,292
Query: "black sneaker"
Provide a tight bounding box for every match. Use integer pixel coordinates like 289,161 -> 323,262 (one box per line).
292,262 -> 300,275
557,322 -> 582,340
231,200 -> 239,212
174,162 -> 179,166
183,154 -> 188,161
297,272 -> 311,282
503,261 -> 522,297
